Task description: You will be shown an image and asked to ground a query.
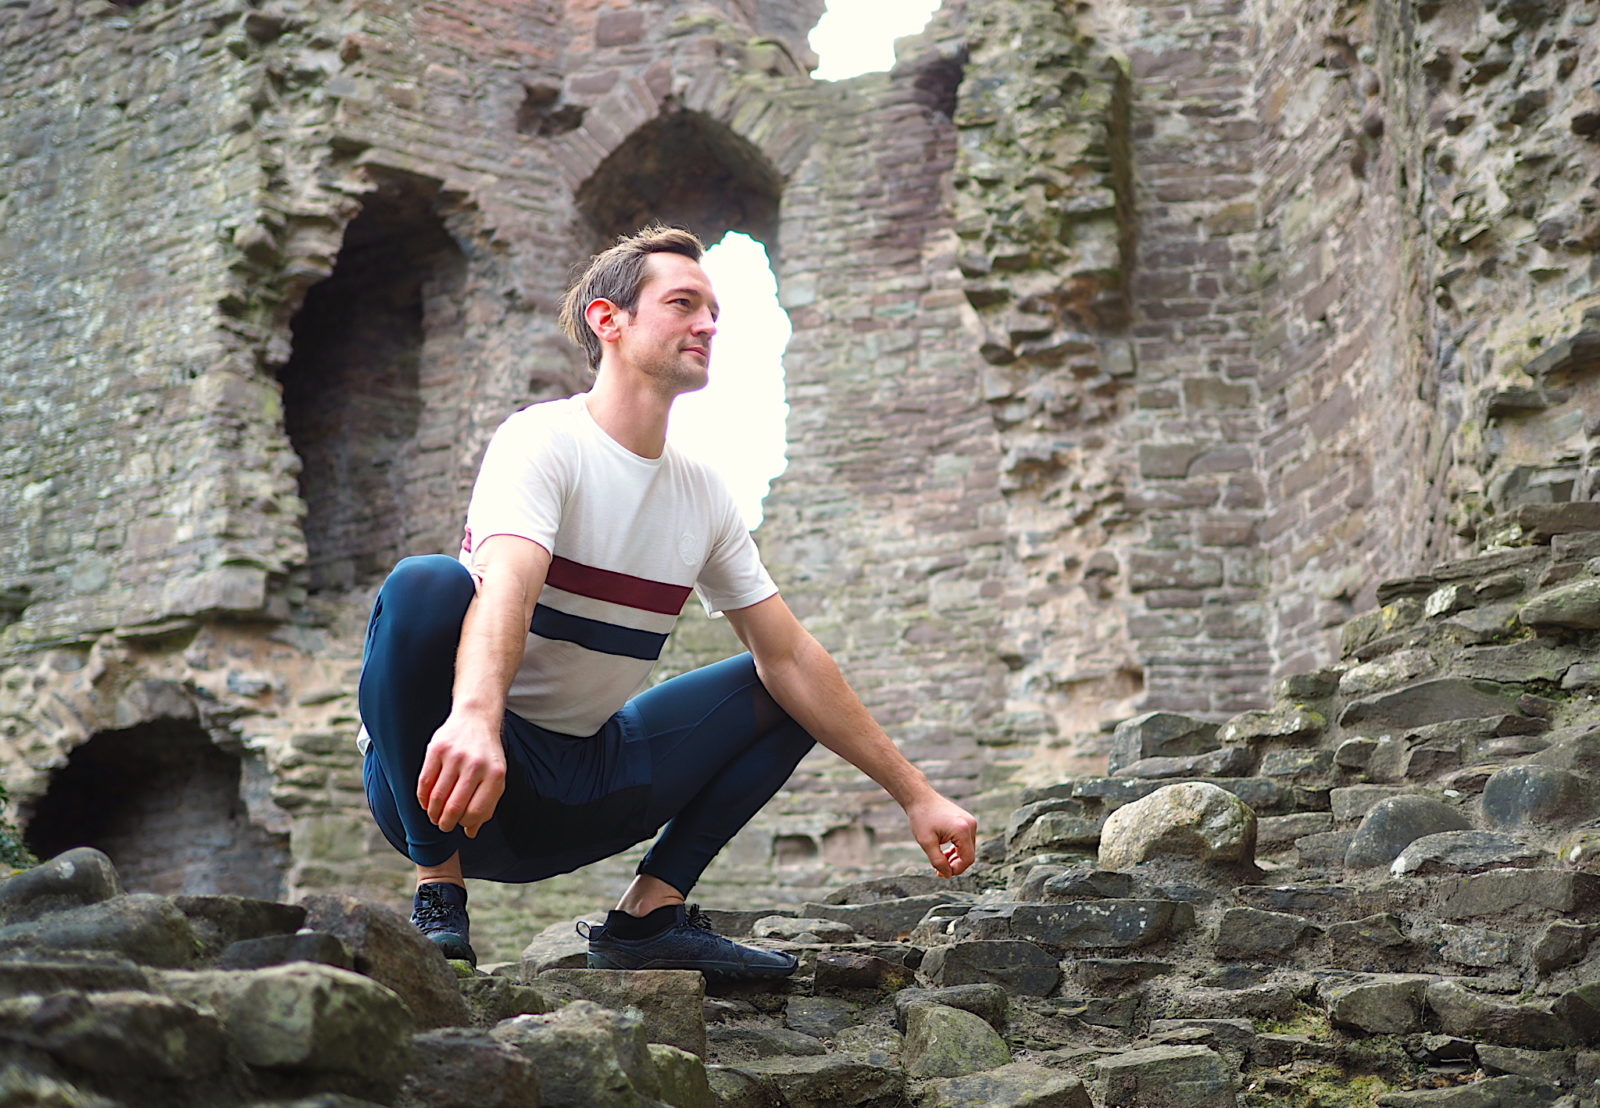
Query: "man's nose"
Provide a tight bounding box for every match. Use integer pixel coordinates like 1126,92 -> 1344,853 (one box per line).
694,311 -> 717,338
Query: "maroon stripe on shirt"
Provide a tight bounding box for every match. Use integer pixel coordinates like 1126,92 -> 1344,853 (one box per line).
545,556 -> 694,616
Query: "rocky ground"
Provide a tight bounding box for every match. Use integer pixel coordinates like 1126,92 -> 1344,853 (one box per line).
2,503 -> 1600,1107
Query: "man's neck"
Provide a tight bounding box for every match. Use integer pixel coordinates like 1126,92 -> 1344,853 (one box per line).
583,369 -> 674,459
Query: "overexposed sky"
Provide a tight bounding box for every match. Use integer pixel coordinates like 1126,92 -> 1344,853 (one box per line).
665,1 -> 943,528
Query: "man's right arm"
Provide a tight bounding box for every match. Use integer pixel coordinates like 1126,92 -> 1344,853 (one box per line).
417,534 -> 551,838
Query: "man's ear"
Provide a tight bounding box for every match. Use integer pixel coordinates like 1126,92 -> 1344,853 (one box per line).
584,298 -> 626,345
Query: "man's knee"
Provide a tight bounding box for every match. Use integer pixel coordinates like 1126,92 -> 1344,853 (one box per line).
382,555 -> 475,610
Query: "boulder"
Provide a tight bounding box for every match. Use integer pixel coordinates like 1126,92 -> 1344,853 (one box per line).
1108,713 -> 1220,774
1390,831 -> 1548,876
919,940 -> 1060,996
300,894 -> 470,1029
1345,795 -> 1470,870
649,1042 -> 716,1108
394,1026 -> 540,1108
894,984 -> 1009,1031
519,916 -> 595,975
902,1002 -> 1011,1078
1320,975 -> 1431,1034
0,894 -> 198,968
0,989 -> 228,1080
1519,578 -> 1600,631
538,968 -> 707,1057
492,1000 -> 659,1107
0,849 -> 121,926
719,1052 -> 906,1107
1482,765 -> 1594,828
455,975 -> 559,1026
1093,1044 -> 1236,1107
919,1061 -> 1092,1107
1098,782 -> 1256,870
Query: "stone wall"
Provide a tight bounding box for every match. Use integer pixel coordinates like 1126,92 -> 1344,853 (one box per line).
3,0 -> 1598,963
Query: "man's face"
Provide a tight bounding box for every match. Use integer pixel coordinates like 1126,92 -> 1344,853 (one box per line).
615,252 -> 720,395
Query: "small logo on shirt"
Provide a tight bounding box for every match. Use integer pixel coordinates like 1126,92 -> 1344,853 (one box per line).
678,532 -> 698,566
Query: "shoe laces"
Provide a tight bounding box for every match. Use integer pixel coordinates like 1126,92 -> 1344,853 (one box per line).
683,904 -> 716,933
413,887 -> 463,927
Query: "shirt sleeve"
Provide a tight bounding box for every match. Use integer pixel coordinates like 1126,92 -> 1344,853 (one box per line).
462,409 -> 570,558
695,475 -> 778,615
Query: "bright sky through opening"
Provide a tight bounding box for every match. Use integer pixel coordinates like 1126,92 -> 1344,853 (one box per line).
664,1 -> 943,528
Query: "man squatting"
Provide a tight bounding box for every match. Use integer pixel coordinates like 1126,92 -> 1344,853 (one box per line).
356,224 -> 979,975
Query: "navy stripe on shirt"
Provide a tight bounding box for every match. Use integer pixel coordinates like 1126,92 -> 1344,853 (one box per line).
530,604 -> 670,661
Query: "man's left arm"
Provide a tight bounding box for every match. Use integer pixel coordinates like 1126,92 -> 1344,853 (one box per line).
724,594 -> 979,877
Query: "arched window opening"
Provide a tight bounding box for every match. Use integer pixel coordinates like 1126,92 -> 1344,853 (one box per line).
577,114 -> 789,528
278,177 -> 466,594
26,721 -> 289,899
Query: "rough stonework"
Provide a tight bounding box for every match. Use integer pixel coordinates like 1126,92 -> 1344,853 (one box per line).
2,0 -> 1599,1004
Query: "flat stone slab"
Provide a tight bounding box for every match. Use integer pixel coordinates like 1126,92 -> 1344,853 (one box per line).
1437,870 -> 1600,921
538,968 -> 707,1058
919,1062 -> 1092,1108
1391,831 -> 1549,877
721,1052 -> 907,1107
1093,1043 -> 1237,1107
951,900 -> 1195,951
1339,679 -> 1524,731
799,895 -> 975,941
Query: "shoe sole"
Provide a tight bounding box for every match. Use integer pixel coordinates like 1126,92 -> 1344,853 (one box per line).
587,951 -> 796,980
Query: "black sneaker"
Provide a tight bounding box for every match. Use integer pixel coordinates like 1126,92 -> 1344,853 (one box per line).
581,904 -> 798,981
411,882 -> 476,967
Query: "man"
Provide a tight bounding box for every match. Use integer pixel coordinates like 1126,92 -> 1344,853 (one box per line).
357,224 -> 978,975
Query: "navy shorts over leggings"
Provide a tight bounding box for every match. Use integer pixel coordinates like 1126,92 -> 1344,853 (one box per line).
358,555 -> 816,892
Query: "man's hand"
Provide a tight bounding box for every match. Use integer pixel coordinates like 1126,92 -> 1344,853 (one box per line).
417,712 -> 507,838
906,793 -> 979,877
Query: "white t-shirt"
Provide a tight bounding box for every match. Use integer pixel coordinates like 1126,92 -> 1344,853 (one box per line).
458,395 -> 777,735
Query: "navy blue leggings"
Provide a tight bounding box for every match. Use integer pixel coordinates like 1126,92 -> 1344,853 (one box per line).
358,555 -> 815,892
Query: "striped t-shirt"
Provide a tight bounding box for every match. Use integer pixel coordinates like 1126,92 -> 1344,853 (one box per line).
458,395 -> 777,736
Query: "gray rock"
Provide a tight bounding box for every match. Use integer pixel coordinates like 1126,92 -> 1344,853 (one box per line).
1256,748 -> 1332,782
902,1002 -> 1011,1078
1098,783 -> 1257,870
1439,925 -> 1516,969
1071,958 -> 1175,993
831,1022 -> 901,1062
920,940 -> 1059,996
1528,729 -> 1600,774
708,1025 -> 828,1059
1295,830 -> 1357,866
752,916 -> 858,942
1039,867 -> 1136,900
822,872 -> 983,905
1391,831 -> 1549,877
1454,640 -> 1575,684
1256,812 -> 1334,848
173,896 -> 308,959
492,1000 -> 659,1108
1373,1074 -> 1562,1105
1321,975 -> 1431,1034
1339,649 -> 1437,698
1475,1043 -> 1574,1085
1425,980 -> 1576,1050
895,984 -> 1008,1031
0,957 -> 149,1000
1112,748 -> 1253,780
0,894 -> 197,968
539,968 -> 707,1058
1531,920 -> 1596,973
784,996 -> 860,1039
1093,1043 -> 1236,1107
1108,713 -> 1220,775
300,894 -> 470,1030
813,949 -> 916,994
455,976 -> 559,1027
918,1061 -> 1092,1107
1345,795 -> 1470,870
1437,870 -> 1600,921
1552,981 -> 1600,1043
1519,578 -> 1600,630
720,1052 -> 907,1107
1218,706 -> 1326,747
1338,679 -> 1522,731
395,1027 -> 540,1108
1006,812 -> 1104,854
0,989 -> 228,1080
1330,785 -> 1415,822
991,900 -> 1194,951
519,916 -> 595,975
219,930 -> 353,971
227,963 -> 414,1100
1214,907 -> 1319,959
799,895 -> 974,941
650,1042 -> 716,1108
0,1066 -> 119,1107
0,849 -> 121,926
1482,764 -> 1594,828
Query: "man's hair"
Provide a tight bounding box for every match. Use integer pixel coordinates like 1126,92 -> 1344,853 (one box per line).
559,224 -> 707,370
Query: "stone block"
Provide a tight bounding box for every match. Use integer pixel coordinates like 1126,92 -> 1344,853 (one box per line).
0,849 -> 121,926
1007,900 -> 1195,951
1391,831 -> 1548,877
1373,1074 -> 1563,1105
456,976 -> 559,1026
920,940 -> 1060,996
396,1026 -> 541,1108
1107,713 -> 1220,774
1214,907 -> 1319,958
919,1061 -> 1092,1107
649,1043 -> 716,1108
1339,679 -> 1523,731
537,968 -> 706,1058
800,895 -> 973,941
895,984 -> 1008,1031
785,996 -> 860,1039
1346,795 -> 1471,871
1219,706 -> 1326,746
1425,980 -> 1576,1050
0,989 -> 228,1081
708,1025 -> 827,1058
1437,870 -> 1600,920
492,1000 -> 659,1108
813,950 -> 915,994
903,1002 -> 1011,1078
218,929 -> 353,971
1519,579 -> 1600,631
1098,782 -> 1256,870
720,1053 -> 907,1107
301,894 -> 471,1030
0,894 -> 197,969
1093,1044 -> 1236,1107
1482,765 -> 1594,828
1322,975 -> 1430,1034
